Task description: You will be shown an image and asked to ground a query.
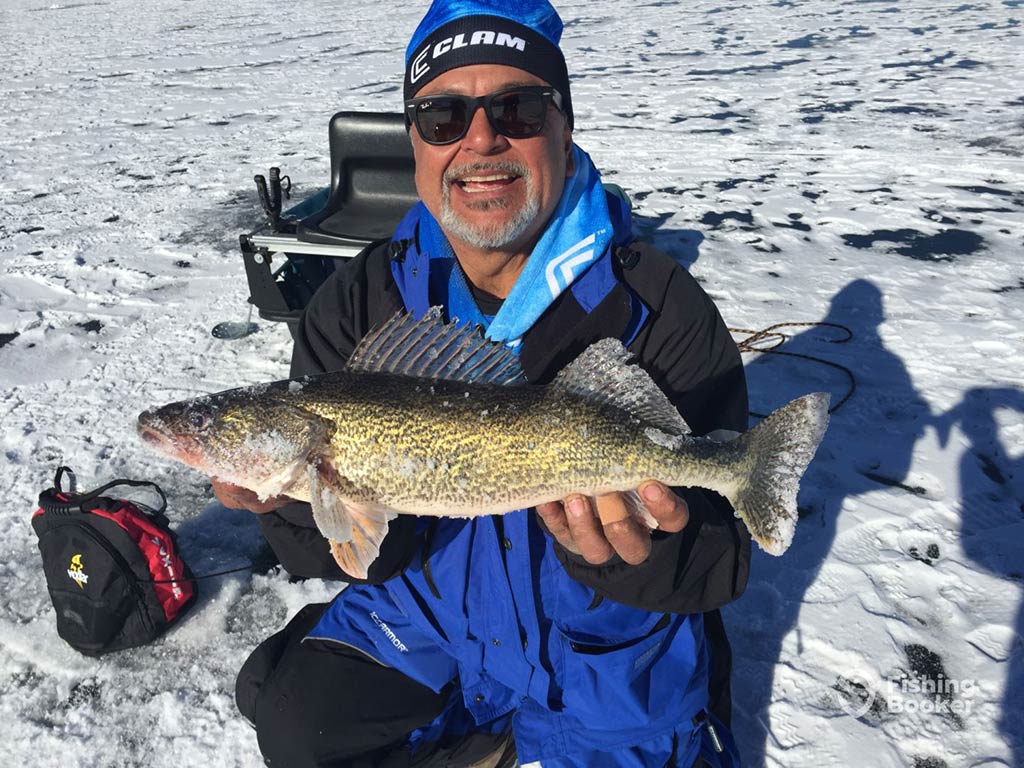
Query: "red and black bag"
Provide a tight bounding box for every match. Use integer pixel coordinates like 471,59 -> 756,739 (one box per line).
32,466 -> 196,656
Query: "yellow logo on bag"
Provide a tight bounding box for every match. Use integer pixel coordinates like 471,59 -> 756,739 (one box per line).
67,553 -> 88,588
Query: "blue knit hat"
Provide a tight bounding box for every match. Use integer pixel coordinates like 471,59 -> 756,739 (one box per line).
404,0 -> 573,127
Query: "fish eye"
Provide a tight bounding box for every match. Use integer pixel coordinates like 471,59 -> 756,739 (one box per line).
187,406 -> 214,431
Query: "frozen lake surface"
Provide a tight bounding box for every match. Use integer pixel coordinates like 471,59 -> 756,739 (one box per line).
1,0 -> 1022,765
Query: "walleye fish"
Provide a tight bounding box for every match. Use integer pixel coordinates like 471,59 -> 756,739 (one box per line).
138,309 -> 829,577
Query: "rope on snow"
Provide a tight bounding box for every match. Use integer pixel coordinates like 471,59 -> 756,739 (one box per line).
729,321 -> 856,417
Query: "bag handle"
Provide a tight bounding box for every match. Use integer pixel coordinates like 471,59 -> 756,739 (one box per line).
39,467 -> 258,583
38,465 -> 168,516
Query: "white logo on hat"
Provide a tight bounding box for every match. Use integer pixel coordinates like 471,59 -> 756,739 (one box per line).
411,31 -> 528,85
432,31 -> 526,58
411,45 -> 431,84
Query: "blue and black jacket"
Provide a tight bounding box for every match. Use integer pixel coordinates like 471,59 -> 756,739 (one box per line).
276,222 -> 750,766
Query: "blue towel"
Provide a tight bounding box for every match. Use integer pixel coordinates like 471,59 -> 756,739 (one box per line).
420,143 -> 615,346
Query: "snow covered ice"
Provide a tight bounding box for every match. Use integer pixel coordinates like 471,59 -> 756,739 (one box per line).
1,0 -> 1023,765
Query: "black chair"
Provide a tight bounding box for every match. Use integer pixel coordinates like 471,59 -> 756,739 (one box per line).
240,111 -> 417,330
298,111 -> 417,246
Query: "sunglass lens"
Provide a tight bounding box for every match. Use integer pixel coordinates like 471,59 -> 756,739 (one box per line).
490,91 -> 547,137
412,90 -> 551,144
416,97 -> 468,144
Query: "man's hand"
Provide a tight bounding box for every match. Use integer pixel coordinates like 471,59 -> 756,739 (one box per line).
535,481 -> 689,565
211,478 -> 293,514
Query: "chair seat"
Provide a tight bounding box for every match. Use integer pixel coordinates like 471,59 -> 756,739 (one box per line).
295,111 -> 418,247
297,195 -> 415,246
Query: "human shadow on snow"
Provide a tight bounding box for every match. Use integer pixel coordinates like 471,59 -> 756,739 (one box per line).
727,279 -> 934,764
938,386 -> 1024,763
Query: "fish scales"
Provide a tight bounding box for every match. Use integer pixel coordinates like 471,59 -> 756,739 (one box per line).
288,371 -> 726,515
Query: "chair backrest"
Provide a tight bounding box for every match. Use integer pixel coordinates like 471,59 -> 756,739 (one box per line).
328,111 -> 418,217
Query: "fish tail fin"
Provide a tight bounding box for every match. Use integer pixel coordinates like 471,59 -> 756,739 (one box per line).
725,392 -> 830,555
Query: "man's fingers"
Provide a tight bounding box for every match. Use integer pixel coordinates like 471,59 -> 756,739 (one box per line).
211,480 -> 245,508
564,496 -> 614,564
593,492 -> 630,525
542,487 -> 685,566
535,501 -> 580,554
595,493 -> 651,565
638,481 -> 689,533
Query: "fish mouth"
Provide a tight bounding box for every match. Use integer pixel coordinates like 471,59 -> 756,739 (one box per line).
137,409 -> 165,441
137,423 -> 167,447
136,411 -> 187,459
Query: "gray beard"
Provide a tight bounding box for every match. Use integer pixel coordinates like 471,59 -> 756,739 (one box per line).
440,161 -> 539,250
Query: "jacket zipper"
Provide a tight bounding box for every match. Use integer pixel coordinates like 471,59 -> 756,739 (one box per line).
691,709 -> 724,753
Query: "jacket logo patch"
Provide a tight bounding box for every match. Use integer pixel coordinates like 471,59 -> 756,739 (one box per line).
67,553 -> 88,588
633,639 -> 663,672
370,611 -> 409,653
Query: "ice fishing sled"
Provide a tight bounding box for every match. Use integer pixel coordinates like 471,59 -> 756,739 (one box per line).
239,111 -> 418,335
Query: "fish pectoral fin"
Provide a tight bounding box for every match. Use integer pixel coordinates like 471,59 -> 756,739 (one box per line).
307,461 -> 353,543
306,459 -> 397,580
329,499 -> 398,580
623,489 -> 659,530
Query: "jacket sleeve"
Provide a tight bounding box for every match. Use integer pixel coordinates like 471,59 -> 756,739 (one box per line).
273,243 -> 416,584
545,249 -> 751,614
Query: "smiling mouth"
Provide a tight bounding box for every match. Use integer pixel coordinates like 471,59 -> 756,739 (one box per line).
446,161 -> 528,197
454,173 -> 520,194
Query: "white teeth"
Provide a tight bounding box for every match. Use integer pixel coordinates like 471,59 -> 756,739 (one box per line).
460,174 -> 514,183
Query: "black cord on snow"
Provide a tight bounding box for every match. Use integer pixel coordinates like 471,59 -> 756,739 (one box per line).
141,564 -> 255,586
729,321 -> 856,418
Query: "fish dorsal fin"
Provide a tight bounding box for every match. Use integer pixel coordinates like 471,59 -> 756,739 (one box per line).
346,308 -> 526,385
553,339 -> 691,435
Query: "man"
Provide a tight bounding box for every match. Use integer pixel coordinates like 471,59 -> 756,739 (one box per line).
225,1 -> 750,765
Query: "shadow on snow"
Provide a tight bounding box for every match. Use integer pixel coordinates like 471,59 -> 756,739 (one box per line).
729,278 -> 1023,763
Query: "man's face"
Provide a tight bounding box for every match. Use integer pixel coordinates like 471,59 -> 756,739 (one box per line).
409,64 -> 573,253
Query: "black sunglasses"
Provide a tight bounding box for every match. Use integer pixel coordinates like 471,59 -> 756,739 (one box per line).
405,86 -> 564,145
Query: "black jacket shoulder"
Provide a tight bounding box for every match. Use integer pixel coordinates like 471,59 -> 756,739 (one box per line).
623,242 -> 748,435
290,240 -> 403,378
